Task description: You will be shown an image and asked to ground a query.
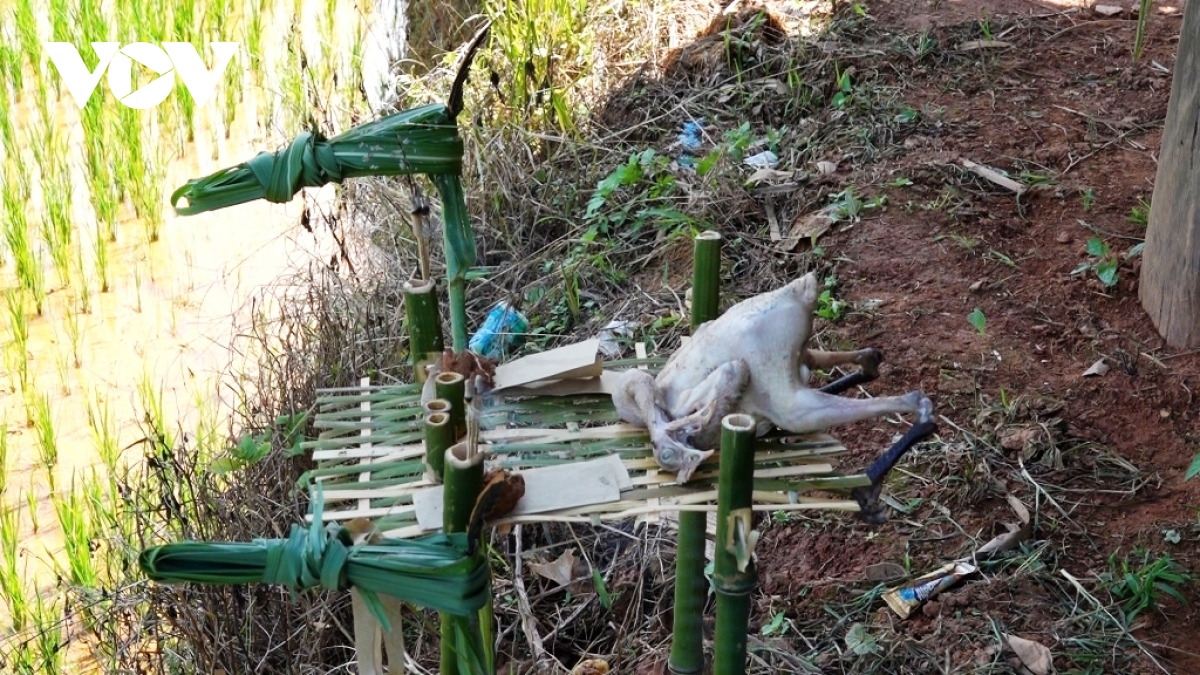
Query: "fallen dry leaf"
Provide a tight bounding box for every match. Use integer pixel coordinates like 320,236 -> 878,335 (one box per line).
571,659 -> 610,675
815,160 -> 839,175
1001,427 -> 1041,451
1005,634 -> 1054,675
529,548 -> 577,587
1093,4 -> 1124,15
1082,359 -> 1109,377
747,167 -> 794,185
781,212 -> 833,251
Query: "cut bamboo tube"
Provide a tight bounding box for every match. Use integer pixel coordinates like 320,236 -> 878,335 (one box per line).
404,278 -> 444,384
423,403 -> 454,483
670,229 -> 724,675
713,414 -> 757,675
435,371 -> 467,441
440,442 -> 484,675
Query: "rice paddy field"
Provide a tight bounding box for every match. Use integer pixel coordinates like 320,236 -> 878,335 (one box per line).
0,0 -> 389,668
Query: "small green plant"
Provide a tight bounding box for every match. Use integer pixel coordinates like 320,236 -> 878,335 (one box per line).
1133,0 -> 1151,62
27,388 -> 58,477
86,389 -> 121,474
1080,187 -> 1095,212
1101,549 -> 1190,622
1127,197 -> 1150,227
831,66 -> 854,109
0,504 -> 28,630
5,288 -> 30,389
967,308 -> 987,336
53,483 -> 98,588
0,423 -> 7,498
816,278 -> 846,322
1072,237 -> 1143,288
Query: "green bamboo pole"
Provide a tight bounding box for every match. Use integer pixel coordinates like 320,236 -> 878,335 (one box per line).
712,414 -> 758,675
405,278 -> 445,384
433,173 -> 474,352
435,371 -> 467,442
442,442 -> 486,675
423,402 -> 454,483
669,229 -> 723,675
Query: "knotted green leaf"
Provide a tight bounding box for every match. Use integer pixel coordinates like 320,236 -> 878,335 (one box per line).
171,104 -> 464,216
138,488 -> 489,625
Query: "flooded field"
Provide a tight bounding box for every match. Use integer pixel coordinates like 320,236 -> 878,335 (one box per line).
0,0 -> 396,660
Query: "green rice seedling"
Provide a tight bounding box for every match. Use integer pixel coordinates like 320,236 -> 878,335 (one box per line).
0,504 -> 28,630
114,104 -> 145,207
73,245 -> 92,316
79,0 -> 110,43
222,56 -> 244,138
25,489 -> 39,536
5,288 -> 30,390
81,105 -> 121,242
31,590 -> 63,675
30,101 -> 74,286
0,88 -> 17,160
14,0 -> 39,90
244,0 -> 265,85
138,372 -> 175,452
49,0 -> 74,44
86,389 -> 121,475
0,422 -> 8,498
53,482 -> 98,588
3,161 -> 47,311
26,388 -> 58,477
0,28 -> 25,96
168,0 -> 199,145
93,221 -> 111,291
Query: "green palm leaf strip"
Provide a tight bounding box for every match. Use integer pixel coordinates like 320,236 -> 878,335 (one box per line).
169,102 -> 477,350
137,488 -> 490,624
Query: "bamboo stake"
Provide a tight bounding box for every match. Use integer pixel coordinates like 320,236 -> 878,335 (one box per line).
441,442 -> 484,675
670,229 -> 723,675
404,278 -> 445,384
713,414 -> 757,675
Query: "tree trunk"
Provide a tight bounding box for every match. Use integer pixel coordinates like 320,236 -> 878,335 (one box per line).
1140,0 -> 1200,347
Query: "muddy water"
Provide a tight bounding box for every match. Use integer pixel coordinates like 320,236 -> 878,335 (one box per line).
0,0 -> 405,620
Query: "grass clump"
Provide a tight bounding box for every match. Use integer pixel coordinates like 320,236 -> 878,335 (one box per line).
1101,548 -> 1191,623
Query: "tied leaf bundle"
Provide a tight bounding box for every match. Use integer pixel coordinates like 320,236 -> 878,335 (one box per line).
138,491 -> 489,628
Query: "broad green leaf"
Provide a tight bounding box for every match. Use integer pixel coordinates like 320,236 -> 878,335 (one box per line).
1096,259 -> 1119,287
1086,237 -> 1108,257
761,611 -> 786,636
845,622 -> 877,655
1185,453 -> 1200,481
967,308 -> 987,336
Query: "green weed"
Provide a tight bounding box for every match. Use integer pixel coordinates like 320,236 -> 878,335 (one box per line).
1133,0 -> 1151,62
967,307 -> 987,336
1100,549 -> 1190,622
1071,237 -> 1143,288
1080,187 -> 1095,212
483,0 -> 592,134
1127,197 -> 1150,227
0,423 -> 7,498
